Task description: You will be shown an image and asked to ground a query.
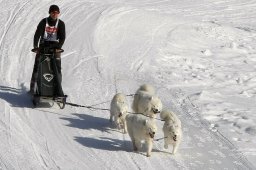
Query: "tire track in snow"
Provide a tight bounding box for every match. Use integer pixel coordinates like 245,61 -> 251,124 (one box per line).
0,0 -> 31,74
113,73 -> 254,169
0,103 -> 15,170
159,87 -> 255,169
131,22 -> 167,72
1,0 -> 255,169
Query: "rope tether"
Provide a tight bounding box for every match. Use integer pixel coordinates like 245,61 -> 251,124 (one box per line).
154,137 -> 168,141
65,101 -> 164,121
65,102 -> 110,111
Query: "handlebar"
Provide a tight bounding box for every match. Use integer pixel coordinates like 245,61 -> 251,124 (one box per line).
56,49 -> 64,53
31,48 -> 64,54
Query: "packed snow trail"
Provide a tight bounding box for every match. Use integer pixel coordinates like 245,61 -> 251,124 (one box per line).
0,0 -> 255,169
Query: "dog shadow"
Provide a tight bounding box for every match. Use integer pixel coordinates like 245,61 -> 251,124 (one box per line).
0,84 -> 33,108
75,136 -> 132,152
61,113 -> 134,151
63,113 -> 133,135
61,113 -> 112,132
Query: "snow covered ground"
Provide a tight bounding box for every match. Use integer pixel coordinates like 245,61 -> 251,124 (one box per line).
0,0 -> 255,169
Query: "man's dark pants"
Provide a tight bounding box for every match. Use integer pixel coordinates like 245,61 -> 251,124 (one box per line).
30,52 -> 61,93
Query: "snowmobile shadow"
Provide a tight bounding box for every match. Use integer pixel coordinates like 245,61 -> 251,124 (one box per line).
33,102 -> 53,108
0,84 -> 33,108
74,136 -> 131,152
61,113 -> 110,131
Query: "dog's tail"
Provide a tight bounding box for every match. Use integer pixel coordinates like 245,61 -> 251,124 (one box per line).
114,93 -> 127,103
138,84 -> 155,95
160,110 -> 175,121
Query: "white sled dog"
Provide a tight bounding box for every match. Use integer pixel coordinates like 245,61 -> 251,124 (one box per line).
132,84 -> 162,118
126,114 -> 157,157
110,93 -> 128,133
160,110 -> 182,154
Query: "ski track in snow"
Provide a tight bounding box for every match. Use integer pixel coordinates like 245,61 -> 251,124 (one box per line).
0,0 -> 255,169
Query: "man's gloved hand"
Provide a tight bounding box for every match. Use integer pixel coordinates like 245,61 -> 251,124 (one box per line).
31,47 -> 39,54
55,49 -> 64,53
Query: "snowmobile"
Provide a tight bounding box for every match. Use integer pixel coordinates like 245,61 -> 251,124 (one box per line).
31,46 -> 67,109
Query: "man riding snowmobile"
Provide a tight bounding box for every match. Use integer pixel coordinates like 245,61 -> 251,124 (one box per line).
30,4 -> 66,94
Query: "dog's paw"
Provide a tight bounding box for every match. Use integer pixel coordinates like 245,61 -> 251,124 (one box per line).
172,149 -> 177,155
146,153 -> 151,157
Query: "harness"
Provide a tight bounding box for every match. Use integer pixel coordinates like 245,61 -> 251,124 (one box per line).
43,18 -> 59,42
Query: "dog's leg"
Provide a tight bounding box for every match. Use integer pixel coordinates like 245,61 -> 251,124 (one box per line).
164,137 -> 169,149
122,119 -> 127,134
109,112 -> 114,122
132,138 -> 138,152
134,139 -> 141,152
172,142 -> 180,155
116,117 -> 121,129
146,140 -> 153,157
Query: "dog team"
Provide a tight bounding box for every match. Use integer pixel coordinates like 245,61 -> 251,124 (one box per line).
109,84 -> 182,157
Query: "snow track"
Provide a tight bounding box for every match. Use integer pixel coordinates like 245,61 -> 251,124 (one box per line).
0,0 -> 255,169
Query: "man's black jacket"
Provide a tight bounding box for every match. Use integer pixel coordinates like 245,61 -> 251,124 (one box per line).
34,16 -> 65,49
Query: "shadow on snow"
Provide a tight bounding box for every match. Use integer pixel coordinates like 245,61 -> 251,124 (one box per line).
61,113 -> 132,151
61,113 -> 110,131
0,84 -> 33,108
75,136 -> 131,152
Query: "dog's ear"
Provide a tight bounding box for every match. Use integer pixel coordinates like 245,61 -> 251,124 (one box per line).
147,96 -> 153,101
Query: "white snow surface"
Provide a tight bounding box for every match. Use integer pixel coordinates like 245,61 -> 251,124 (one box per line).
0,0 -> 256,169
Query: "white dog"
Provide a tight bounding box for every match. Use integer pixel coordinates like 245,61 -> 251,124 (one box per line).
160,110 -> 182,154
132,84 -> 162,118
110,93 -> 128,133
126,114 -> 157,157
